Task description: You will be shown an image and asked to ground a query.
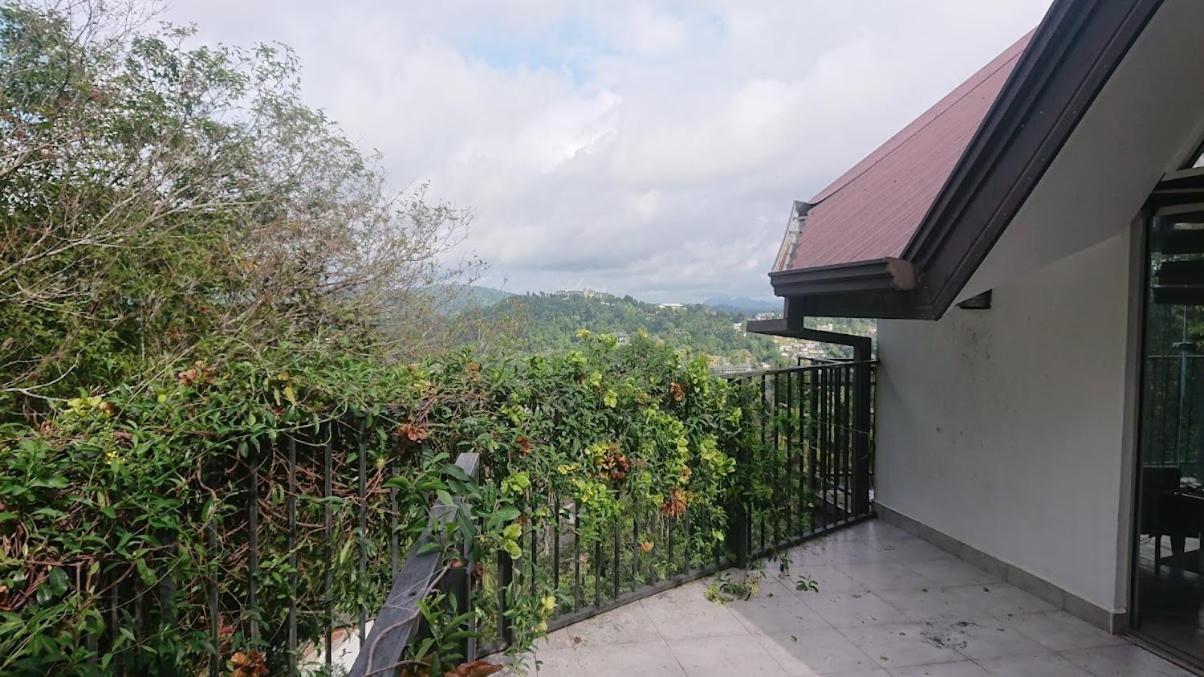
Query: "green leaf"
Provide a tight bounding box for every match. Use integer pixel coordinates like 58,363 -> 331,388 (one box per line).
46,568 -> 69,596
442,463 -> 470,482
494,506 -> 521,523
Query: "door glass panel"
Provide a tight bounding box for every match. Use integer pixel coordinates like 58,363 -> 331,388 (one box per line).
1135,213 -> 1204,660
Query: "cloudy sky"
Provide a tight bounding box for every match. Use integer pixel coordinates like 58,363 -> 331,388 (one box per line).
161,1 -> 1051,303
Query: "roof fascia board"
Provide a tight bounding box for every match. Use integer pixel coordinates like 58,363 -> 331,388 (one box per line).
907,0 -> 1162,318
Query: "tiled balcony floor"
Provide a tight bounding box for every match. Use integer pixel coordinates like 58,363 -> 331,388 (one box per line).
502,519 -> 1193,676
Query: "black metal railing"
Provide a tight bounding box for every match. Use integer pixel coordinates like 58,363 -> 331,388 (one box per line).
70,359 -> 877,673
462,360 -> 877,657
250,360 -> 876,671
84,416 -> 427,676
726,360 -> 876,565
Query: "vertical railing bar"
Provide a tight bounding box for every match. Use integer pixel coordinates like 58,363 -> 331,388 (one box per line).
202,450 -> 221,674
771,372 -> 781,547
465,461 -> 479,662
785,370 -> 794,540
683,509 -> 692,574
829,366 -> 839,528
357,418 -> 368,645
287,433 -> 298,677
498,543 -> 514,647
808,370 -> 819,534
655,507 -> 664,582
832,367 -> 844,525
593,533 -> 602,609
529,517 -> 538,585
247,436 -> 260,647
847,363 -> 857,515
573,502 -> 582,612
829,366 -> 838,527
796,370 -> 805,537
632,511 -> 639,583
612,520 -> 621,599
111,578 -> 123,676
132,585 -> 143,669
323,423 -> 333,671
744,383 -> 753,556
207,499 -> 219,677
667,514 -> 675,571
834,366 -> 844,524
389,485 -> 400,578
759,373 -> 767,553
820,367 -> 830,533
839,365 -> 850,523
553,491 -> 561,596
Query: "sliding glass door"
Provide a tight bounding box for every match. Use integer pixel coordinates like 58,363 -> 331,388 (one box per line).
1133,201 -> 1204,664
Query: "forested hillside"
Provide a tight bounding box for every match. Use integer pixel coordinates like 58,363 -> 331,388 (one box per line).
471,293 -> 780,367
464,291 -> 878,367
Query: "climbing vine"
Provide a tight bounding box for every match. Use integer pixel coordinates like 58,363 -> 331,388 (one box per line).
0,332 -> 756,674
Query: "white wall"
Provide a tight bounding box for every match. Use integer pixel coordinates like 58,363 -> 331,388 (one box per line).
877,229 -> 1134,612
873,0 -> 1204,614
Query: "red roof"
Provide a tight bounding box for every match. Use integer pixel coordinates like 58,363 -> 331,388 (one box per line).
780,33 -> 1032,272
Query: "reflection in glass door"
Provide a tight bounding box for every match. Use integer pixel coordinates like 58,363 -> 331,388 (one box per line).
1134,209 -> 1204,663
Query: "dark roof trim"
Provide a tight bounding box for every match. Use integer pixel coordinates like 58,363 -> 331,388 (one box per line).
768,257 -> 916,297
766,0 -> 1162,321
744,318 -> 869,348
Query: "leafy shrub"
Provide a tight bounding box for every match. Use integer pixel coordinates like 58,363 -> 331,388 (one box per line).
0,332 -> 748,674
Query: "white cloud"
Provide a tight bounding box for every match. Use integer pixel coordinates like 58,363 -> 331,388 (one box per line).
160,0 -> 1052,302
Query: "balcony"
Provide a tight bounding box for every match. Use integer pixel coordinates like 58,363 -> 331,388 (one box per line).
501,519 -> 1189,676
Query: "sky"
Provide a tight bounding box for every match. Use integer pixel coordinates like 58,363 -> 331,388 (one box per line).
159,1 -> 1052,303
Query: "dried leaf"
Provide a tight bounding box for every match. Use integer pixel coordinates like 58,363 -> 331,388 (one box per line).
445,659 -> 503,677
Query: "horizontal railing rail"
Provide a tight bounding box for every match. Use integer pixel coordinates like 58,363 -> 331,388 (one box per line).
721,358 -> 878,380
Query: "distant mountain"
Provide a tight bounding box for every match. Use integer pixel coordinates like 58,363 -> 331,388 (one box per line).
462,285 -> 513,307
703,296 -> 780,315
435,285 -> 514,314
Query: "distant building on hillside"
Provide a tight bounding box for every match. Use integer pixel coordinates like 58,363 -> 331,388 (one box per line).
556,288 -> 606,299
657,303 -> 684,310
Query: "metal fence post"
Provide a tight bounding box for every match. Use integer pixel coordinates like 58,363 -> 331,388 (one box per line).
498,547 -> 515,646
728,378 -> 751,568
851,340 -> 873,517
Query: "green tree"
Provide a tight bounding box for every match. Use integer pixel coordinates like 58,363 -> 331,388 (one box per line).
0,2 -> 475,419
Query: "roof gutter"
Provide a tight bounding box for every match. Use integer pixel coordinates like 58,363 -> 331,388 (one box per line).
768,257 -> 917,297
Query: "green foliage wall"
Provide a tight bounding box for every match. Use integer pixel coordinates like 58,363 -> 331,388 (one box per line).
0,333 -> 746,674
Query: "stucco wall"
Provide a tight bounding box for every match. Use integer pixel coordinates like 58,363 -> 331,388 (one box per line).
876,229 -> 1134,612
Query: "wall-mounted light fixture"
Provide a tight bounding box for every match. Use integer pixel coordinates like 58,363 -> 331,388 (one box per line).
957,290 -> 992,310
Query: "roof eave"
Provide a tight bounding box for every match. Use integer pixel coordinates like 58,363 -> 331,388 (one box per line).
760,0 -> 1162,324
